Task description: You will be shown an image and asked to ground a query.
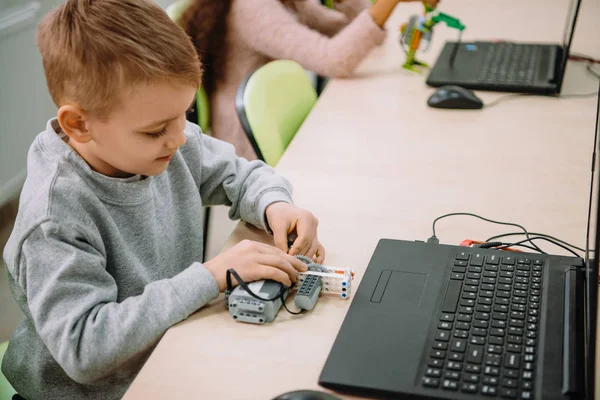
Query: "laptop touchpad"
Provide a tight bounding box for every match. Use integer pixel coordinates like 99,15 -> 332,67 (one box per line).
370,270 -> 428,306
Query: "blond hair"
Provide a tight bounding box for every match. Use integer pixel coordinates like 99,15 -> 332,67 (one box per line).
37,0 -> 203,117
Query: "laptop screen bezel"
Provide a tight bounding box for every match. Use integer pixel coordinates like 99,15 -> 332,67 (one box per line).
557,0 -> 582,93
585,83 -> 600,399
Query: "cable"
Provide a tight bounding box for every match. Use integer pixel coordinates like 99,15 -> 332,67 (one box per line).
587,63 -> 600,80
431,212 -> 544,253
449,30 -> 462,69
485,232 -> 586,253
485,91 -> 598,109
226,269 -> 305,315
496,236 -> 583,259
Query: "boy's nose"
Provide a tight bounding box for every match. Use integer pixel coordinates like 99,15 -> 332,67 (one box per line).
165,127 -> 186,149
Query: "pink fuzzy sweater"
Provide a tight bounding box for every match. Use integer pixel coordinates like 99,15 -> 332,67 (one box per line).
210,0 -> 387,160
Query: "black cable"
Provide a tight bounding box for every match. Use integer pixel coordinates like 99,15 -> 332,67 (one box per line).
449,30 -> 462,69
226,269 -> 305,315
496,236 -> 583,259
431,213 -> 544,253
480,242 -> 546,253
485,232 -> 585,253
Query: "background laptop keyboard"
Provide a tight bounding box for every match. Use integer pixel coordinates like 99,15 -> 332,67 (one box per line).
421,252 -> 543,399
476,43 -> 541,86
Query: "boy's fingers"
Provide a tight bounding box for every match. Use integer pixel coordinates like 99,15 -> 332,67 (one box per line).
289,234 -> 311,256
271,223 -> 290,253
259,265 -> 292,287
286,254 -> 308,272
259,254 -> 299,282
306,240 -> 318,261
315,242 -> 326,264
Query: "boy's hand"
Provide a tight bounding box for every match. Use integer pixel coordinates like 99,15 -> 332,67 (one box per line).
265,202 -> 326,263
204,240 -> 308,291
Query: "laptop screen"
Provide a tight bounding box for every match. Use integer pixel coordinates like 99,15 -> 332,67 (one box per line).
585,82 -> 600,399
558,0 -> 582,89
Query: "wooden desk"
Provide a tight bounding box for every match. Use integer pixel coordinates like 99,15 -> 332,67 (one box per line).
125,0 -> 599,398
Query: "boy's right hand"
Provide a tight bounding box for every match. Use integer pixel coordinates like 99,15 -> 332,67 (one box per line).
204,240 -> 308,292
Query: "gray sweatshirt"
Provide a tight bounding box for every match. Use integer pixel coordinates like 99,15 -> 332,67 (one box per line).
2,119 -> 293,399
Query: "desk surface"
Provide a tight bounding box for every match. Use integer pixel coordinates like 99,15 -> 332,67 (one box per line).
124,0 -> 600,398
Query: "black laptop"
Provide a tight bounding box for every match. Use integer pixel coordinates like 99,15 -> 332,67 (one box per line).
425,0 -> 581,94
319,88 -> 600,399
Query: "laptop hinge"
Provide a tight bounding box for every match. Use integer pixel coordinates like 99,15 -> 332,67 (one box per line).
562,268 -> 585,397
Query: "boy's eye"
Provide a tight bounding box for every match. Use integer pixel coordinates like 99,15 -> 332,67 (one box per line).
145,127 -> 167,138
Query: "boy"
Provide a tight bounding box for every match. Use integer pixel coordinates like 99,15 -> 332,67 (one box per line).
1,0 -> 325,398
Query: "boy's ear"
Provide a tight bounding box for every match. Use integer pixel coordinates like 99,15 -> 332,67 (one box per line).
57,105 -> 92,144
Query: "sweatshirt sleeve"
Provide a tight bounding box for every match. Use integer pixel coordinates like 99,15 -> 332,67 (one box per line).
187,123 -> 294,231
231,0 -> 386,78
293,0 -> 350,37
12,220 -> 220,385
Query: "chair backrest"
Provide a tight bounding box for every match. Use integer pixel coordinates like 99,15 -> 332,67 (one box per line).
166,0 -> 210,133
235,60 -> 317,166
0,341 -> 16,398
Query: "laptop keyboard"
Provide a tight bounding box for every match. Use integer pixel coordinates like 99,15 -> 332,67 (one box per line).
421,252 -> 543,399
476,43 -> 541,86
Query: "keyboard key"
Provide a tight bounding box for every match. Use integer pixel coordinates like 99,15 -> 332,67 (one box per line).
500,265 -> 515,272
492,320 -> 507,329
482,376 -> 499,386
492,312 -> 508,321
517,265 -> 531,271
470,336 -> 485,345
487,254 -> 500,265
504,354 -> 521,369
524,362 -> 534,370
479,297 -> 493,305
484,271 -> 498,278
459,306 -> 474,314
504,370 -> 519,379
438,321 -> 452,330
458,314 -> 472,322
444,371 -> 461,380
442,280 -> 462,313
463,292 -> 476,300
517,258 -> 531,265
513,297 -> 527,305
525,346 -> 535,354
484,366 -> 500,376
464,285 -> 478,293
483,277 -> 496,284
435,331 -> 450,341
481,283 -> 495,291
477,304 -> 492,313
513,290 -> 527,297
446,361 -> 462,371
495,298 -> 509,305
522,381 -> 533,391
489,337 -> 504,345
440,314 -> 455,322
533,259 -> 543,266
429,359 -> 444,368
474,320 -> 489,329
507,344 -> 522,353
484,265 -> 499,272
524,354 -> 535,362
502,378 -> 518,388
431,350 -> 446,359
451,273 -> 464,280
454,260 -> 468,267
500,388 -> 517,398
512,304 -> 526,312
425,368 -> 442,378
482,385 -> 498,396
502,256 -> 515,265
433,341 -> 448,350
521,392 -> 533,399
471,254 -> 484,266
451,339 -> 467,353
511,311 -> 525,320
463,374 -> 479,383
461,299 -> 475,307
508,327 -> 524,336
466,345 -> 484,363
454,330 -> 469,339
475,312 -> 491,320
514,283 -> 528,290
465,364 -> 481,373
472,327 -> 488,337
490,328 -> 505,337
498,277 -> 512,284
468,266 -> 482,273
461,383 -> 478,393
522,371 -> 533,380
465,279 -> 479,286
496,290 -> 511,298
442,380 -> 458,390
456,321 -> 470,330
449,352 -> 465,361
507,336 -> 523,344
452,266 -> 467,273
497,284 -> 511,291
423,377 -> 440,388
485,355 -> 502,367
456,252 -> 470,261
467,272 -> 481,280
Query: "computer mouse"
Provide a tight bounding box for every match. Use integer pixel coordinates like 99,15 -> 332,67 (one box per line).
427,85 -> 483,109
272,389 -> 341,400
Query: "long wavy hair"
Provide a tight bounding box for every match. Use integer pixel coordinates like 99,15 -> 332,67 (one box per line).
182,0 -> 300,98
181,0 -> 233,98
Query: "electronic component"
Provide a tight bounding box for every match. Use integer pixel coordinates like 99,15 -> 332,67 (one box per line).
226,280 -> 288,325
294,273 -> 322,311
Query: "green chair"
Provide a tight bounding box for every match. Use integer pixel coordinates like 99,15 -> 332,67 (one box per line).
166,0 -> 211,259
0,341 -> 16,400
235,60 -> 318,166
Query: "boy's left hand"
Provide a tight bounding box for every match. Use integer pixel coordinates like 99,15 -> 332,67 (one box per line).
265,202 -> 326,263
